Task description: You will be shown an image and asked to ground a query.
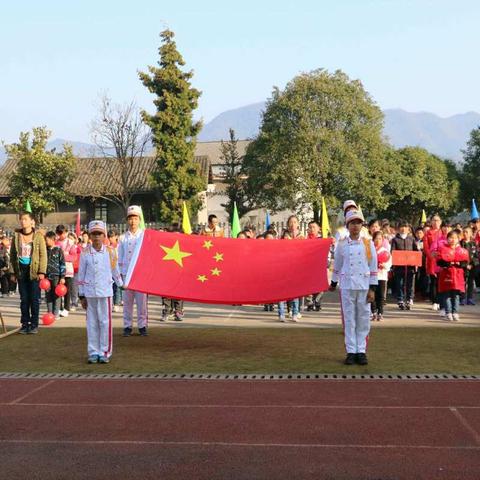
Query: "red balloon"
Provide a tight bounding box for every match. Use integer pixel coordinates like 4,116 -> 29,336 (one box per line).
42,312 -> 55,326
377,250 -> 390,264
55,284 -> 68,297
39,278 -> 51,291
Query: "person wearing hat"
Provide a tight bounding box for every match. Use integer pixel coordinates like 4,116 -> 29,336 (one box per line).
118,205 -> 148,336
334,200 -> 368,244
329,210 -> 378,365
78,221 -> 122,364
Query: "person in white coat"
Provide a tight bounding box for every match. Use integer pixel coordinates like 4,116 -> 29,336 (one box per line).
329,210 -> 378,365
78,221 -> 122,364
118,205 -> 148,337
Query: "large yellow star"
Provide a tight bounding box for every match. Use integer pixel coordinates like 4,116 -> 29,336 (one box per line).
213,252 -> 224,262
160,240 -> 192,267
203,240 -> 213,250
211,267 -> 221,276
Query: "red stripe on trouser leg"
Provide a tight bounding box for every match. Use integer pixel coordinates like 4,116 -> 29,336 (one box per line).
105,297 -> 112,358
338,289 -> 347,353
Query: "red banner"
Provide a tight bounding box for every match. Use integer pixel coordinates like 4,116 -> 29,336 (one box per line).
391,250 -> 423,267
125,230 -> 332,304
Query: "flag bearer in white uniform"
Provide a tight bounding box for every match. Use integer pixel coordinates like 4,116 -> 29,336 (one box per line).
329,210 -> 378,365
78,221 -> 122,364
118,205 -> 148,337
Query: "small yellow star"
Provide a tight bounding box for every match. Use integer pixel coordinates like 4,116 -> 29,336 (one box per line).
203,240 -> 213,250
213,252 -> 224,262
197,274 -> 208,283
211,268 -> 221,276
160,241 -> 192,267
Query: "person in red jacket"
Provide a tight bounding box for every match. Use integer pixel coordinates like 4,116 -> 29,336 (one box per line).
423,214 -> 442,311
437,230 -> 469,321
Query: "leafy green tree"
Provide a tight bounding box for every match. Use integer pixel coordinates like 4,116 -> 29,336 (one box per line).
219,128 -> 252,220
379,146 -> 459,224
4,127 -> 76,222
139,29 -> 205,223
460,126 -> 480,206
242,69 -> 388,220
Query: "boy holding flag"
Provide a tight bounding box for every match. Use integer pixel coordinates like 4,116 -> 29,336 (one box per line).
118,206 -> 148,336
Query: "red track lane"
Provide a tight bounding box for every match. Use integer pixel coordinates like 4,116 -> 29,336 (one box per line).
1,378 -> 479,480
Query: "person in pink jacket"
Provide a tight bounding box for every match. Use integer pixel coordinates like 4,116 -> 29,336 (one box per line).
55,224 -> 78,317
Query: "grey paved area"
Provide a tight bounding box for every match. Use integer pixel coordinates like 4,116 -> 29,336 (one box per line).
1,290 -> 479,330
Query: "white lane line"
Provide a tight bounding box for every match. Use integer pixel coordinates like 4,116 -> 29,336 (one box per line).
8,380 -> 56,405
2,402 -> 480,409
450,407 -> 480,446
0,439 -> 478,450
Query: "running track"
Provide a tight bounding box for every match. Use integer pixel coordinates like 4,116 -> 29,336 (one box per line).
1,378 -> 479,479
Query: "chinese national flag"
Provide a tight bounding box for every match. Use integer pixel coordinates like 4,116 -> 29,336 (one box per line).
125,230 -> 332,304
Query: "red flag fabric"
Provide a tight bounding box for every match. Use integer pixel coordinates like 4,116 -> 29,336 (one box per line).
125,230 -> 332,304
75,209 -> 81,238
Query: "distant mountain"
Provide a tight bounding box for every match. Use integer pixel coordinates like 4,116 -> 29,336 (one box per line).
198,102 -> 265,142
2,107 -> 479,164
199,103 -> 480,162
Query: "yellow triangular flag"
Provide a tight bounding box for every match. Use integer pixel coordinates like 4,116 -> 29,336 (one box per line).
182,201 -> 192,234
321,197 -> 330,238
421,209 -> 427,224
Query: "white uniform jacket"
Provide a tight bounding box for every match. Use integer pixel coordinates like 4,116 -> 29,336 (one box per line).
118,229 -> 144,277
332,236 -> 378,290
78,244 -> 123,298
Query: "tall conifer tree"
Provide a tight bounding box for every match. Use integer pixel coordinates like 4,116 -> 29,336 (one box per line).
139,29 -> 204,223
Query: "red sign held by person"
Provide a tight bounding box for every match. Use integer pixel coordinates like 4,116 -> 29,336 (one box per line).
391,250 -> 423,267
125,230 -> 332,304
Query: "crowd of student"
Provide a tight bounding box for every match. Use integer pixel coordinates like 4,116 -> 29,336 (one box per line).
200,207 -> 480,324
1,201 -> 479,365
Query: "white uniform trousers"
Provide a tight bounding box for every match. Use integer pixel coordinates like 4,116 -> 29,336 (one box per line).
122,290 -> 148,329
340,289 -> 371,354
86,297 -> 113,358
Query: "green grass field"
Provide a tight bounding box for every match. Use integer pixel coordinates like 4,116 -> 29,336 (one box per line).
1,327 -> 479,375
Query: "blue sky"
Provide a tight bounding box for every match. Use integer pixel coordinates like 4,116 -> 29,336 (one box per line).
1,0 -> 479,143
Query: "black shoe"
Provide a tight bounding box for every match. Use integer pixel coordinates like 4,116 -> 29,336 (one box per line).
405,303 -> 411,311
398,303 -> 405,310
344,353 -> 356,365
315,305 -> 322,311
28,327 -> 39,334
139,327 -> 148,336
356,353 -> 368,365
306,305 -> 314,312
263,305 -> 269,311
122,327 -> 132,337
19,325 -> 29,335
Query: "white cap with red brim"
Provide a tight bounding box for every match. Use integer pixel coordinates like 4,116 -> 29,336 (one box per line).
345,210 -> 365,226
88,220 -> 106,234
127,205 -> 142,218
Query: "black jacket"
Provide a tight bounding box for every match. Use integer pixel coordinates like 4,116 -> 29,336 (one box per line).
47,246 -> 66,279
391,234 -> 418,252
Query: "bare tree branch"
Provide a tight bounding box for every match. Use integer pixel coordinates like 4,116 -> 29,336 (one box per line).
89,93 -> 152,213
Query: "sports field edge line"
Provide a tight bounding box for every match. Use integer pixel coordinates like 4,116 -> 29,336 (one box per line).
0,439 -> 478,450
2,402 -> 480,409
1,372 -> 479,380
